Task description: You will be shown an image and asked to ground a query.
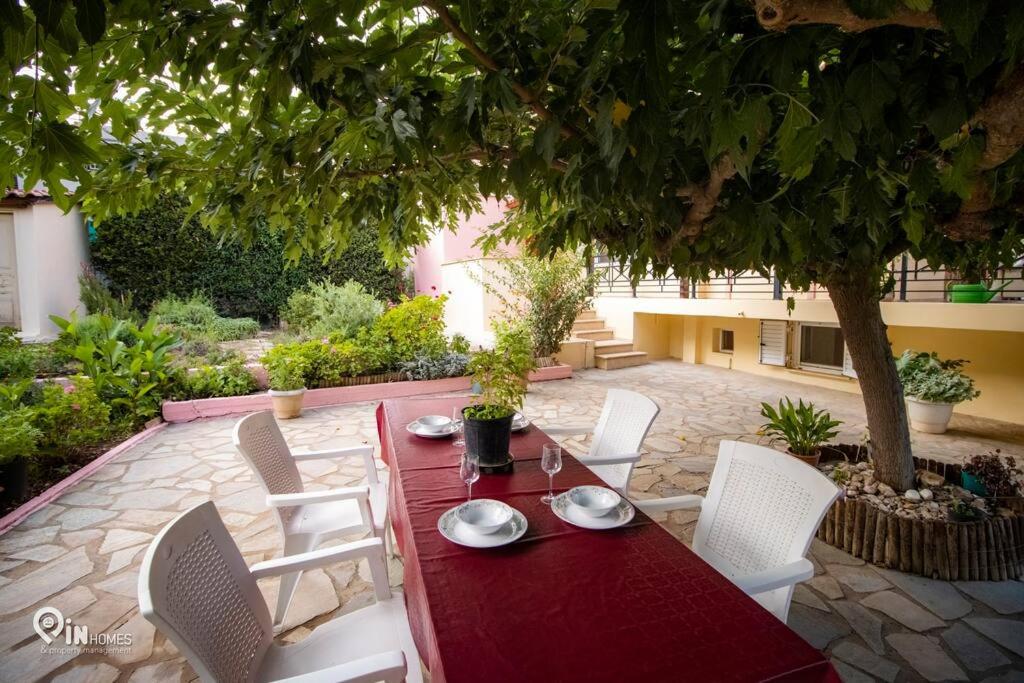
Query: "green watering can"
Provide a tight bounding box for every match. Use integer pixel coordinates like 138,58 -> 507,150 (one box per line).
948,281 -> 1012,303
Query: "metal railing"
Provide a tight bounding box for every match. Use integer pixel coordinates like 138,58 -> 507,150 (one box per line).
592,255 -> 1024,303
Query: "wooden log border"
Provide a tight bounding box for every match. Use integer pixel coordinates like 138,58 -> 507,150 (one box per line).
815,496 -> 1023,580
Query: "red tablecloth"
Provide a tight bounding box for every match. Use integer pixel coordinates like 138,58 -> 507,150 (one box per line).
377,397 -> 839,683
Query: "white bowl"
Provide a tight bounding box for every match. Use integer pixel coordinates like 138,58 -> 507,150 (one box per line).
455,499 -> 514,535
417,415 -> 452,434
568,486 -> 621,517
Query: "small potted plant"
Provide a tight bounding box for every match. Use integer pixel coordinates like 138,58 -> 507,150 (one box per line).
0,409 -> 41,505
759,397 -> 842,466
896,350 -> 980,434
462,321 -> 536,468
260,347 -> 308,419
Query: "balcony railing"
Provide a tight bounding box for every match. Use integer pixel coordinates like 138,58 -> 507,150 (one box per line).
591,255 -> 1024,303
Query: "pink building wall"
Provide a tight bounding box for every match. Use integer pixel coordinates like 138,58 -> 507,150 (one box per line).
412,197 -> 519,294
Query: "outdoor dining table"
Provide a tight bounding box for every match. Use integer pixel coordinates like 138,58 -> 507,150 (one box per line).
376,396 -> 840,683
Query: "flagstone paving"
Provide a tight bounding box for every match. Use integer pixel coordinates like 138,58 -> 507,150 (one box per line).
0,361 -> 1022,681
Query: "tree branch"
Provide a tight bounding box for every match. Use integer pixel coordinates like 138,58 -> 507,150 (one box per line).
752,0 -> 941,32
421,0 -> 578,139
662,155 -> 737,254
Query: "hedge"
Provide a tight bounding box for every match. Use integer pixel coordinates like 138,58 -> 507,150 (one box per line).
90,196 -> 404,321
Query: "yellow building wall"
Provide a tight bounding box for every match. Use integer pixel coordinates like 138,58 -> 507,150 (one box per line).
631,313 -> 1024,425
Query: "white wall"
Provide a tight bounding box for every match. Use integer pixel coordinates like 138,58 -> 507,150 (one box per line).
441,258 -> 515,348
13,203 -> 89,340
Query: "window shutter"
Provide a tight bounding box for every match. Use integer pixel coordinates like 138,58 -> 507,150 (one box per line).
843,344 -> 857,378
759,320 -> 787,366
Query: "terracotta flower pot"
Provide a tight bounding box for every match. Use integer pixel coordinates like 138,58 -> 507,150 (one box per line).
268,388 -> 305,419
787,448 -> 821,466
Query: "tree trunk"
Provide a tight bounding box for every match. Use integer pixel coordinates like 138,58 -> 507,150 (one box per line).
826,271 -> 916,491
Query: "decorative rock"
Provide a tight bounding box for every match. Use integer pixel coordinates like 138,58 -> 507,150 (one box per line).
878,483 -> 897,498
863,484 -> 878,495
861,591 -> 945,631
917,470 -> 945,488
886,633 -> 968,682
954,581 -> 1024,615
964,618 -> 1024,657
875,569 -> 972,620
941,623 -> 1010,672
831,600 -> 886,655
829,565 -> 892,593
845,488 -> 858,497
831,641 -> 900,682
919,488 -> 933,501
904,489 -> 922,502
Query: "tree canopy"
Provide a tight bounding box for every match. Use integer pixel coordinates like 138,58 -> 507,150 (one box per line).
3,0 -> 1020,282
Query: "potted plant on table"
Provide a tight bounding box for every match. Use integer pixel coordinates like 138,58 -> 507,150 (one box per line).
895,350 -> 980,434
759,397 -> 842,466
462,322 -> 536,468
260,346 -> 308,419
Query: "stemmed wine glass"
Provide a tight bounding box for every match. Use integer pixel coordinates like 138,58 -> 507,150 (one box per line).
460,451 -> 480,502
452,406 -> 465,448
541,443 -> 562,504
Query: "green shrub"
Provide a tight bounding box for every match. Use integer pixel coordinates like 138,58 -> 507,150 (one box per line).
0,344 -> 35,381
281,280 -> 383,338
33,379 -> 112,453
0,408 -> 41,466
0,379 -> 38,411
375,295 -> 448,362
0,330 -> 73,380
57,313 -> 137,353
91,195 -> 403,321
78,268 -> 136,320
401,352 -> 471,381
759,398 -> 842,456
260,345 -> 307,391
265,337 -> 389,388
152,293 -> 259,342
174,360 -> 258,399
895,350 -> 980,404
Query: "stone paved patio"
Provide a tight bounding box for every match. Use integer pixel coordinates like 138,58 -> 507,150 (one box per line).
0,361 -> 1022,682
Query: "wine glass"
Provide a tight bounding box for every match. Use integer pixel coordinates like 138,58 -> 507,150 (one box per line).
541,443 -> 562,504
452,406 -> 465,448
460,451 -> 480,502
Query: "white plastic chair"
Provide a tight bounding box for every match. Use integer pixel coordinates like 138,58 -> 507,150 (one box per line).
139,501 -> 421,683
546,388 -> 660,494
633,440 -> 841,622
233,411 -> 389,629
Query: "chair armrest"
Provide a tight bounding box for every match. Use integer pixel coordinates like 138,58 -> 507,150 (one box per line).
545,425 -> 595,436
632,495 -> 704,514
733,558 -> 814,596
266,485 -> 369,508
292,445 -> 374,461
270,650 -> 407,683
576,452 -> 642,467
250,538 -> 384,580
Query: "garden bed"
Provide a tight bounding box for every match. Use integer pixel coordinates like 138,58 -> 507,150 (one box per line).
816,445 -> 1023,580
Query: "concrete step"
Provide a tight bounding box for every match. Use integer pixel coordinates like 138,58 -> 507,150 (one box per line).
576,309 -> 598,321
594,339 -> 635,355
571,318 -> 606,332
595,351 -> 649,370
574,328 -> 616,341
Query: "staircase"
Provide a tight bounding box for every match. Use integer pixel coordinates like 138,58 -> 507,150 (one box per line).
571,310 -> 648,370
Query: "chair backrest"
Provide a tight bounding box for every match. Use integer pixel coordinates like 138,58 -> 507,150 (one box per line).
589,388 -> 660,459
233,411 -> 304,528
694,441 -> 840,619
139,501 -> 273,683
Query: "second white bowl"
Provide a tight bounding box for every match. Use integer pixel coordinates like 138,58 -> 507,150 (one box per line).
455,499 -> 514,535
568,486 -> 621,517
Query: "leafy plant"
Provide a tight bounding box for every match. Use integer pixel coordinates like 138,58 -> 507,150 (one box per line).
78,267 -> 136,320
281,280 -> 384,338
896,350 -> 980,404
0,379 -> 38,412
486,251 -> 600,358
0,409 -> 41,466
449,334 -> 471,355
375,295 -> 449,362
831,464 -> 850,486
152,293 -> 259,342
401,352 -> 471,381
173,360 -> 258,400
760,398 -> 842,457
0,343 -> 35,381
33,379 -> 112,453
949,499 -> 982,521
260,345 -> 308,391
963,451 -> 1021,499
466,322 -> 535,420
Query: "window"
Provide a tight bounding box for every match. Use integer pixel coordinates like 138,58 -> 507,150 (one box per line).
715,328 -> 734,353
797,323 -> 845,372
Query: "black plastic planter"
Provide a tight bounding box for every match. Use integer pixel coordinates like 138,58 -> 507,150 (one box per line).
462,407 -> 513,468
0,455 -> 28,506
